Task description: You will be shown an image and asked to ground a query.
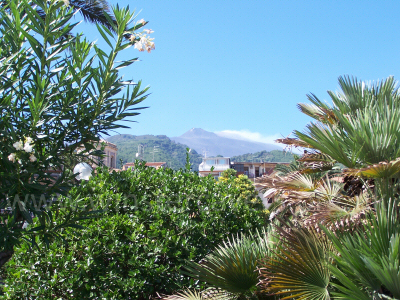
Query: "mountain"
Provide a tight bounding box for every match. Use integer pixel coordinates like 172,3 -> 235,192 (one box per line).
106,134 -> 203,170
171,128 -> 283,157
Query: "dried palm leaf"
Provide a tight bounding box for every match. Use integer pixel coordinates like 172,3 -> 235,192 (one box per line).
344,158 -> 400,178
306,192 -> 373,230
275,137 -> 314,149
297,103 -> 338,125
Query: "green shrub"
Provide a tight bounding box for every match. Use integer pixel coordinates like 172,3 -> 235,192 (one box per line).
1,164 -> 267,299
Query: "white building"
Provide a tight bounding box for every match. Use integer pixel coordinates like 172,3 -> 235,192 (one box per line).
198,157 -> 231,179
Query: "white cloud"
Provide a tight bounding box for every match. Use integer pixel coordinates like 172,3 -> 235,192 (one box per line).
214,129 -> 303,154
215,130 -> 282,145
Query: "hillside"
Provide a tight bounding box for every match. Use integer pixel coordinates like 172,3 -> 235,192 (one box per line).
171,128 -> 283,157
107,134 -> 203,170
231,150 -> 295,163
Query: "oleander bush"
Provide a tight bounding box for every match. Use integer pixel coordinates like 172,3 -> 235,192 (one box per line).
0,163 -> 268,299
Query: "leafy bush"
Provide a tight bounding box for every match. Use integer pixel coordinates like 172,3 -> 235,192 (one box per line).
0,0 -> 150,264
1,163 -> 268,299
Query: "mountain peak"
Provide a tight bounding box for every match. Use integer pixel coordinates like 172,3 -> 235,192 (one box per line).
180,128 -> 217,139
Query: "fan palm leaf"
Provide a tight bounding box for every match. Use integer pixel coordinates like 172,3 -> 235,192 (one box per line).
259,226 -> 333,300
183,230 -> 273,296
344,158 -> 400,179
162,289 -> 235,300
307,192 -> 372,229
69,0 -> 116,31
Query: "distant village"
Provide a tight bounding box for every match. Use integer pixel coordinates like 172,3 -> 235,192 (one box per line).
99,139 -> 289,180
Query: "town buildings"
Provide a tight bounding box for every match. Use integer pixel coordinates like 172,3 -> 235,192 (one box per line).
122,161 -> 167,170
199,156 -> 289,180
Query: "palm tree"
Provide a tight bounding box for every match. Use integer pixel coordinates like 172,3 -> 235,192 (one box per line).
291,76 -> 400,169
256,76 -> 400,299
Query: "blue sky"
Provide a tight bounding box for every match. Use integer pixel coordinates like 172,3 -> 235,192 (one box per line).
76,0 -> 400,145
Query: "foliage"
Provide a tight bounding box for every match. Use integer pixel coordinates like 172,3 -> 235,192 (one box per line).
218,170 -> 264,211
231,150 -> 294,163
0,163 -> 268,299
107,134 -> 203,170
0,0 -> 150,263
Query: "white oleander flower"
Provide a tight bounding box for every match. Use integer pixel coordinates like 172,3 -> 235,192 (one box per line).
25,137 -> 33,144
13,141 -> 23,150
133,34 -> 155,53
23,143 -> 33,153
8,153 -> 16,162
138,19 -> 146,25
29,154 -> 37,162
134,40 -> 145,52
143,29 -> 154,34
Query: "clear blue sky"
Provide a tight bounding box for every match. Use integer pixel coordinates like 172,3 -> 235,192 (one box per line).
77,0 -> 400,145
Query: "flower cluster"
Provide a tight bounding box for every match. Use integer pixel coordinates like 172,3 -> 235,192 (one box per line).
129,19 -> 155,53
8,137 -> 36,163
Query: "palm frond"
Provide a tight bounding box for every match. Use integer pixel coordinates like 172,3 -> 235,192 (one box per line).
162,289 -> 235,300
70,0 -> 117,32
183,230 -> 272,295
297,102 -> 337,125
344,158 -> 400,179
297,153 -> 336,174
325,199 -> 400,299
275,137 -> 314,149
307,192 -> 372,229
259,225 -> 332,300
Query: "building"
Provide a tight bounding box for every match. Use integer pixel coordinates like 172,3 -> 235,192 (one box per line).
122,162 -> 167,170
77,139 -> 118,169
198,157 -> 290,180
231,161 -> 289,178
198,157 -> 231,179
100,140 -> 118,169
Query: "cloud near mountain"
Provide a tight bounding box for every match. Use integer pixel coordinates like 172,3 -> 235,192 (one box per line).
214,130 -> 282,145
171,128 -> 283,157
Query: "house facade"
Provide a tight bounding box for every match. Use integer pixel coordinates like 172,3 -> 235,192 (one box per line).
198,157 -> 231,179
77,139 -> 118,169
100,140 -> 118,169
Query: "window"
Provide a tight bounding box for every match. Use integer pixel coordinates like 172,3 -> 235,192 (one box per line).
218,159 -> 227,165
233,164 -> 244,172
206,159 -> 215,165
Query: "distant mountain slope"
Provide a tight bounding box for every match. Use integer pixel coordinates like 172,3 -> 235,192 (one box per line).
107,134 -> 202,170
171,128 -> 283,157
231,150 -> 295,163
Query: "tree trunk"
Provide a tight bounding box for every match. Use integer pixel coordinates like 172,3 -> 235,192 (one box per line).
0,249 -> 13,270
